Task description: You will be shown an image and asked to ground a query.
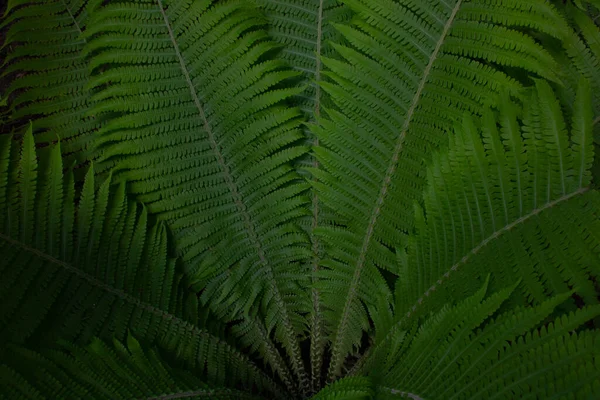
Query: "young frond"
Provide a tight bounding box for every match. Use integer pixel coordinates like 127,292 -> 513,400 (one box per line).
0,125 -> 281,396
256,0 -> 352,389
258,6 -> 353,365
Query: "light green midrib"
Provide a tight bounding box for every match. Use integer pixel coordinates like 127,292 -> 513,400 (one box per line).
60,0 -> 83,36
405,186 -> 590,320
328,0 -> 464,380
310,0 -> 326,392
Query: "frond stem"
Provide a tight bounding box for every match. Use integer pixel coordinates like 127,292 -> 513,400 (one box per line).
255,319 -> 298,395
310,0 -> 326,392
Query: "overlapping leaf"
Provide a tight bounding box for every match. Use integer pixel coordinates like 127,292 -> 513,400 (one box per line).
309,0 -> 580,378
0,125 -> 281,396
359,79 -> 600,384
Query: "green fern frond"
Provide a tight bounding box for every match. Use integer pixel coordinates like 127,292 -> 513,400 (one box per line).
1,0 -> 101,164
81,0 -> 313,392
231,316 -> 299,395
0,334 -> 265,399
309,0 -> 579,380
0,125 -> 282,396
370,283 -> 600,399
357,78 -> 599,381
255,1 -> 352,389
393,79 -> 598,322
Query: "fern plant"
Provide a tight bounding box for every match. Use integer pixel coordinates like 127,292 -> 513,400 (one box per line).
1,0 -> 600,399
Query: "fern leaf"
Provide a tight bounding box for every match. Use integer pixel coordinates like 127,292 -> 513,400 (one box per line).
359,78 -> 599,382
257,0 -> 351,116
232,316 -> 299,396
38,141 -> 64,256
571,78 -> 594,187
370,288 -> 600,399
74,164 -> 95,264
82,0 -> 313,392
255,0 -> 352,389
17,123 -> 37,244
311,0 -> 576,379
0,128 -> 282,396
401,80 -> 597,318
561,2 -> 600,116
0,135 -> 11,229
550,2 -> 600,185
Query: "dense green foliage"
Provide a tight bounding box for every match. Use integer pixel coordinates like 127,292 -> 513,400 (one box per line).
1,0 -> 599,399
